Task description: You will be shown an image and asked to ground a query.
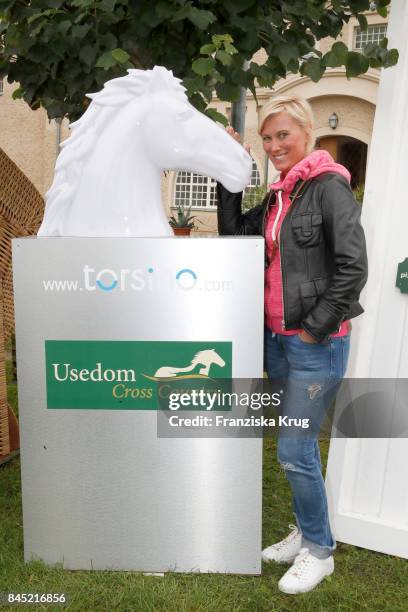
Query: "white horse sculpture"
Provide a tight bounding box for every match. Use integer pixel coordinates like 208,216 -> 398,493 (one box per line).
153,349 -> 225,378
38,66 -> 252,237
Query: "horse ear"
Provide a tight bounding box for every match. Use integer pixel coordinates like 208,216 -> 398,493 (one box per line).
148,65 -> 183,95
148,66 -> 171,93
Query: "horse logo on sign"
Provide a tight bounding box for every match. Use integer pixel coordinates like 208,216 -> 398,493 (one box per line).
143,349 -> 226,381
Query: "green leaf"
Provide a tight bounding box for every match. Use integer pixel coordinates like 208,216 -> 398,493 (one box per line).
205,108 -> 228,126
277,43 -> 298,67
362,42 -> 377,58
377,6 -> 388,17
47,0 -> 65,6
215,50 -> 232,66
98,0 -> 116,11
71,24 -> 91,38
187,6 -> 216,29
384,48 -> 398,68
322,41 -> 348,67
281,0 -> 304,15
43,99 -> 67,119
200,84 -> 215,103
287,58 -> 299,73
57,21 -> 72,36
192,57 -> 215,76
250,62 -> 274,87
95,50 -> 116,70
188,92 -> 207,113
331,41 -> 349,62
200,43 -> 216,55
12,86 -> 23,100
182,75 -> 204,94
357,14 -> 368,31
26,9 -> 53,22
212,34 -> 233,46
345,51 -> 369,77
346,0 -> 370,10
224,41 -> 238,55
214,81 -> 240,102
111,48 -> 130,63
99,33 -> 117,49
368,57 -> 382,69
72,0 -> 95,8
303,0 -> 323,20
49,38 -> 70,60
79,44 -> 98,66
172,4 -> 216,30
155,1 -> 174,19
220,0 -> 255,14
301,57 -> 325,82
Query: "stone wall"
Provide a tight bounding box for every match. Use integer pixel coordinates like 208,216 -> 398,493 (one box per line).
0,82 -> 70,194
312,96 -> 375,145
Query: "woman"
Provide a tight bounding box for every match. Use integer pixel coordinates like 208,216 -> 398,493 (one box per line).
217,95 -> 368,594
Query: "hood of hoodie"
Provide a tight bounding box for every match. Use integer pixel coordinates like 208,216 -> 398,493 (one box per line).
269,149 -> 351,194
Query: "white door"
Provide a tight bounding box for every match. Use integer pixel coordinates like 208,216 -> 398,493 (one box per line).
326,0 -> 408,559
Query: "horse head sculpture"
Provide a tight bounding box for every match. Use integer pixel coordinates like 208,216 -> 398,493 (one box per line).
38,66 -> 252,237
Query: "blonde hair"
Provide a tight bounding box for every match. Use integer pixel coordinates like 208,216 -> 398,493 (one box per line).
258,95 -> 315,154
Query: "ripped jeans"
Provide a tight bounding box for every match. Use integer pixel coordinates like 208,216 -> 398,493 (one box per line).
264,330 -> 350,559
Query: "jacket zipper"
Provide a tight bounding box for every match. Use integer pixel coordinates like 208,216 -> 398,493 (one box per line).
279,216 -> 287,330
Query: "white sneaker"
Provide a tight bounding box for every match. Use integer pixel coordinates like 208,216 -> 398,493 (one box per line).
262,524 -> 302,564
278,548 -> 334,594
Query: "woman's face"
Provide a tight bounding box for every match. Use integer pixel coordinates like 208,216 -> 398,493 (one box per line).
261,112 -> 309,173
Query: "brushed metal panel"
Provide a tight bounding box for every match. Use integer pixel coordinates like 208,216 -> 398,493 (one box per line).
13,237 -> 264,573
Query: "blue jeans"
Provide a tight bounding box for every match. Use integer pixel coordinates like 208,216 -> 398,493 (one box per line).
264,329 -> 350,559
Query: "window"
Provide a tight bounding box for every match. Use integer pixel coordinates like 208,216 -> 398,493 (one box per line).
174,160 -> 261,210
0,79 -> 3,96
246,160 -> 261,192
354,24 -> 387,50
174,172 -> 218,209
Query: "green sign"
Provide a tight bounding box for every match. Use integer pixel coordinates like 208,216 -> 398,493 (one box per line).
45,340 -> 232,410
396,258 -> 408,294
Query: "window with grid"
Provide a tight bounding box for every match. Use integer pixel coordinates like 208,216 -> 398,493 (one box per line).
174,172 -> 217,209
174,160 -> 260,210
245,160 -> 261,192
354,23 -> 387,50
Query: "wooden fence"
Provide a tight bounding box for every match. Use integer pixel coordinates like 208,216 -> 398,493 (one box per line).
0,148 -> 44,461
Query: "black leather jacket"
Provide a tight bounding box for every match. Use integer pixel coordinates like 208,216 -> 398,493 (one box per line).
217,173 -> 368,343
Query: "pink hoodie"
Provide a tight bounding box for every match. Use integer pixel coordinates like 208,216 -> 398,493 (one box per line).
264,149 -> 351,337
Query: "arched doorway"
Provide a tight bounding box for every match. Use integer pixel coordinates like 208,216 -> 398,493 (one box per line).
317,136 -> 367,189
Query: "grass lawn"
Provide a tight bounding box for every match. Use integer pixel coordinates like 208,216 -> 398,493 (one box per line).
1,364 -> 407,611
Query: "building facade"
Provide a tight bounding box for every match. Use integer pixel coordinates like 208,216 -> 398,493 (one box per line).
0,8 -> 388,234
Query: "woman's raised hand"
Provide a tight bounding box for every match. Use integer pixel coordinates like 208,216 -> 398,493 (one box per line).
226,126 -> 251,154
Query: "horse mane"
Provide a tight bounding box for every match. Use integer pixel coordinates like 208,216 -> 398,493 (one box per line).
42,67 -> 186,235
192,349 -> 215,362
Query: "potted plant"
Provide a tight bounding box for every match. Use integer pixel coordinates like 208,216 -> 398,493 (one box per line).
169,203 -> 197,236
